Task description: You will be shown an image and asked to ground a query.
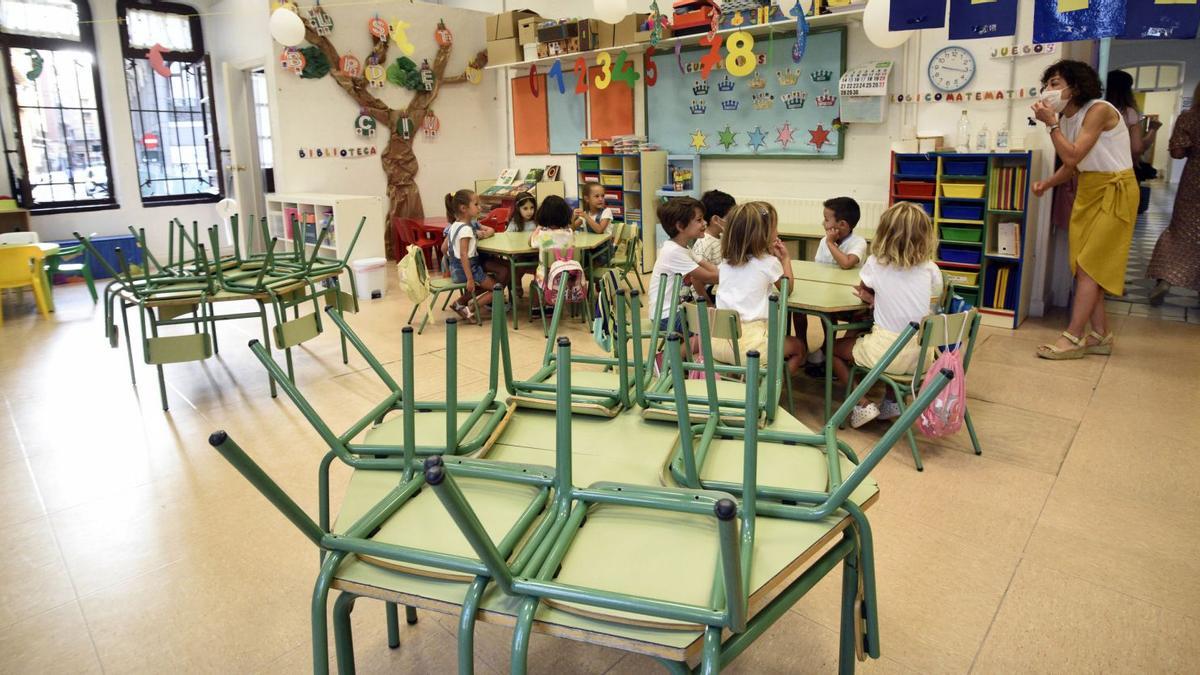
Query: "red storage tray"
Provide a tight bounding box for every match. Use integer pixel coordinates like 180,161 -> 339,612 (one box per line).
895,181 -> 936,199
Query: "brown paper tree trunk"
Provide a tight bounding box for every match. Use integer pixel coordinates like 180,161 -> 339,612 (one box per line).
303,21 -> 486,259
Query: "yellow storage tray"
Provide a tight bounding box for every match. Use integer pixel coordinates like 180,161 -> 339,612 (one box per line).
942,270 -> 979,287
941,183 -> 985,199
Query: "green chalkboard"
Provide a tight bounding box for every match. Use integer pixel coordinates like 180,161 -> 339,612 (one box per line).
646,27 -> 846,159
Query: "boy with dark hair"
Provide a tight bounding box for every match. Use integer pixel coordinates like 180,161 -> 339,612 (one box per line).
693,189 -> 736,266
648,197 -> 718,329
802,196 -> 869,374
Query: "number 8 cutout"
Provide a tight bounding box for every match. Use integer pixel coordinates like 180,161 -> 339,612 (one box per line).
725,31 -> 755,77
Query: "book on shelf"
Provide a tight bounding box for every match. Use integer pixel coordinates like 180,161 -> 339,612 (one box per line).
990,165 -> 1027,211
991,266 -> 1012,309
544,165 -> 561,181
523,168 -> 544,183
996,221 -> 1020,257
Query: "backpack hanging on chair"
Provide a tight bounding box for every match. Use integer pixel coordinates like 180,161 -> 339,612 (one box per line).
398,244 -> 430,306
916,314 -> 969,438
544,247 -> 586,306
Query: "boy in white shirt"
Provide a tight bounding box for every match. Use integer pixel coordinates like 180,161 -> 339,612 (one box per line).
692,189 -> 735,266
648,197 -> 718,333
802,197 -> 869,373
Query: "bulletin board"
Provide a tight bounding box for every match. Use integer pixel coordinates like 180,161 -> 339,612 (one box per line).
547,84 -> 586,154
587,65 -> 635,140
646,27 -> 846,158
511,75 -> 549,155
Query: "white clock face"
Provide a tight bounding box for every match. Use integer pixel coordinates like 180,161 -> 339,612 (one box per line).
929,47 -> 976,93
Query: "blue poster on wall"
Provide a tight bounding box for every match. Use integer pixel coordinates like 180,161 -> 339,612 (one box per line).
646,28 -> 845,158
547,84 -> 585,154
1121,0 -> 1199,40
948,0 -> 1018,40
890,0 -> 947,32
1033,0 -> 1127,44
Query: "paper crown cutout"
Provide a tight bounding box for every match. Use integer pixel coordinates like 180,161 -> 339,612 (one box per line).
690,99 -> 707,114
783,90 -> 807,109
777,68 -> 799,86
721,99 -> 740,111
810,69 -> 833,82
692,80 -> 710,96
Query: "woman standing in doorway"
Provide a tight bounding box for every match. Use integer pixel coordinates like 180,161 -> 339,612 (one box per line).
1105,70 -> 1162,167
1031,60 -> 1138,359
1146,83 -> 1200,303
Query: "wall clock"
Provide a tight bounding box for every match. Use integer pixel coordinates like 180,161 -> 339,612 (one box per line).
928,46 -> 975,93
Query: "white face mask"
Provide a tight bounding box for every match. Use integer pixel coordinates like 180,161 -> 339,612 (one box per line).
1039,88 -> 1070,113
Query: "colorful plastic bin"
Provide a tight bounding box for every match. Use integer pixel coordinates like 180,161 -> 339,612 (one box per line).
941,183 -> 986,199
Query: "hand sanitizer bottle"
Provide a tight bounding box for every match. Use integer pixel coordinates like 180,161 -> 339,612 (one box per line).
955,110 -> 971,153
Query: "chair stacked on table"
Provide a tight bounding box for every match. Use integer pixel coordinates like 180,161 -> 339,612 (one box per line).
209,273 -> 953,675
79,213 -> 365,410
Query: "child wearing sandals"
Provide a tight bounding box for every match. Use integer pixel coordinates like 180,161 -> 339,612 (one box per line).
710,202 -> 807,377
830,202 -> 942,428
445,189 -> 508,321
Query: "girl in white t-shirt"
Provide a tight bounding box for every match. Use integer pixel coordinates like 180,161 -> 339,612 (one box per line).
574,183 -> 613,234
710,202 -> 806,375
648,197 -> 718,332
831,202 -> 943,428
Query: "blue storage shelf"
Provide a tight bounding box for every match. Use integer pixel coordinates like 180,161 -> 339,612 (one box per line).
51,234 -> 140,280
940,203 -> 984,221
942,158 -> 988,176
938,244 -> 982,265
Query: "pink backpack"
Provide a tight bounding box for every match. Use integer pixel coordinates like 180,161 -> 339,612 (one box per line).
916,314 -> 969,438
543,247 -> 586,306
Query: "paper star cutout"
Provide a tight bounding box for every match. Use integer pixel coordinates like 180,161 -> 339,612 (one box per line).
717,125 -> 738,151
690,129 -> 708,151
747,126 -> 768,152
776,121 -> 796,149
808,124 -> 832,151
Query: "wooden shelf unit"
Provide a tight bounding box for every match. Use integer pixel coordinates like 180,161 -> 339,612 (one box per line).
576,150 -> 666,273
889,151 -> 1037,329
263,193 -> 385,264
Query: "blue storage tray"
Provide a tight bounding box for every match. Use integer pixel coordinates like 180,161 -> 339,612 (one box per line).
940,203 -> 984,220
939,245 -> 982,265
919,202 -> 934,216
897,158 -> 936,177
52,234 -> 141,280
943,158 -> 988,176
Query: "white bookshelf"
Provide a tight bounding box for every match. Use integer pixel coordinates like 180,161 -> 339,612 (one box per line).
263,193 -> 385,263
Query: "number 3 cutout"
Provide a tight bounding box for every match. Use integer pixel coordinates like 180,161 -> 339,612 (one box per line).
594,51 -> 613,90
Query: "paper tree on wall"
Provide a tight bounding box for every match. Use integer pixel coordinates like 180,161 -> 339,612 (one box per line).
303,19 -> 486,258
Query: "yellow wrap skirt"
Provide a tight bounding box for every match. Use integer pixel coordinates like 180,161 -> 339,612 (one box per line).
1069,169 -> 1138,296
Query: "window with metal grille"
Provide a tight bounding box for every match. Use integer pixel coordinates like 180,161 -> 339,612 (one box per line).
0,0 -> 116,210
118,0 -> 221,205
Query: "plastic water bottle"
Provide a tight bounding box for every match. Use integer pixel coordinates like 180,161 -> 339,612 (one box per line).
955,110 -> 971,152
976,124 -> 990,152
996,125 -> 1010,151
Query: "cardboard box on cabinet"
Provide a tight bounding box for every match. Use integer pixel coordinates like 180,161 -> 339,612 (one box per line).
486,9 -> 539,41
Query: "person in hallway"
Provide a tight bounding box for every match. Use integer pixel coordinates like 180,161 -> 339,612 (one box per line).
1105,70 -> 1163,169
1146,82 -> 1200,303
1031,60 -> 1138,360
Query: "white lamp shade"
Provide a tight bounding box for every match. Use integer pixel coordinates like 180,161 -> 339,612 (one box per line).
862,0 -> 912,50
593,0 -> 629,24
269,8 -> 306,47
215,198 -> 238,220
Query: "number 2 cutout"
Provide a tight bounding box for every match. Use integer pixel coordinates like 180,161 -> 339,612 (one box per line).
699,34 -> 724,80
573,57 -> 587,94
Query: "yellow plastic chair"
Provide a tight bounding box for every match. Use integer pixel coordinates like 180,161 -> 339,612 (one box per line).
0,244 -> 51,324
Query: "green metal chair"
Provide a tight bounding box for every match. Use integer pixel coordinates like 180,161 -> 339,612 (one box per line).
404,243 -> 479,333
504,277 -> 635,417
44,242 -> 97,303
247,302 -> 514,460
589,221 -> 644,293
634,274 -> 788,427
665,322 -> 953,662
209,311 -> 556,675
845,309 -> 982,471
427,337 -> 888,674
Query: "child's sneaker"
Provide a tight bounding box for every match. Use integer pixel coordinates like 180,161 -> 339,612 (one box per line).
451,302 -> 474,322
878,399 -> 901,421
806,350 -> 825,365
849,402 -> 880,429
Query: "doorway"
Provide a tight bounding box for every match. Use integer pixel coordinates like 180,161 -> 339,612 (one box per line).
221,62 -> 274,253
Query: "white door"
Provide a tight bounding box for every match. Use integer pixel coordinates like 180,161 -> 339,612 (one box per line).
222,62 -> 271,253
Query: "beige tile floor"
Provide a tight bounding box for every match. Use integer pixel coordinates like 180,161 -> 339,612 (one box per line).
1,271 -> 1198,674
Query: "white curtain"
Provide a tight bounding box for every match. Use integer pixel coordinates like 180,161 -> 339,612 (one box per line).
0,0 -> 80,40
125,7 -> 193,51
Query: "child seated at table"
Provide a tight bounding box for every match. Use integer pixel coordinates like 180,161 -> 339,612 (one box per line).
710,202 -> 806,376
648,197 -> 718,333
830,201 -> 941,428
445,189 -> 509,321
801,196 -> 869,374
692,189 -> 735,266
529,196 -> 585,306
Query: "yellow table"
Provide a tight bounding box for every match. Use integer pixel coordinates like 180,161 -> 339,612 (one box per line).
477,231 -> 612,330
778,223 -> 875,260
787,276 -> 869,423
0,241 -> 60,312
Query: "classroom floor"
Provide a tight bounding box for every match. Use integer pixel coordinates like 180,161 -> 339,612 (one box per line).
1109,180 -> 1200,323
1,272 -> 1197,674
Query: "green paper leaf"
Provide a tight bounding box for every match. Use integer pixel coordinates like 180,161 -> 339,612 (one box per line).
298,46 -> 330,79
395,56 -> 417,73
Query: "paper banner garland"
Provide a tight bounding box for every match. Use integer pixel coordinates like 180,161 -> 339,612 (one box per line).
308,2 -> 333,36
1120,0 -> 1198,40
990,42 -> 1059,58
24,49 -> 42,80
340,54 -> 362,77
791,1 -> 809,63
280,47 -> 305,75
423,111 -> 440,138
948,0 -> 1018,40
147,44 -> 171,77
890,0 -> 947,31
1033,0 -> 1127,43
367,16 -> 390,40
298,146 -> 378,159
435,19 -> 453,47
364,59 -> 385,88
298,46 -> 330,79
354,111 -> 376,138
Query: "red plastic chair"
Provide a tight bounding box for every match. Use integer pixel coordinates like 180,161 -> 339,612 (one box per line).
479,207 -> 510,232
393,217 -> 441,268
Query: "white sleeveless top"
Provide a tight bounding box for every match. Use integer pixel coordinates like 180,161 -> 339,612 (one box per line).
1060,99 -> 1133,173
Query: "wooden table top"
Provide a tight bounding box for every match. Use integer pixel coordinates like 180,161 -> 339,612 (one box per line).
777,222 -> 876,241
787,279 -> 867,313
477,231 -> 611,256
791,260 -> 862,287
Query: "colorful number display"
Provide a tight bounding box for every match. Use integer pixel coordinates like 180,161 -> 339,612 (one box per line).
699,34 -> 724,80
644,47 -> 659,86
548,59 -> 566,94
725,31 -> 755,77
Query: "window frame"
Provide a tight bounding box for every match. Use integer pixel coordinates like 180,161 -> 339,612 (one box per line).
0,0 -> 119,213
116,0 -> 223,207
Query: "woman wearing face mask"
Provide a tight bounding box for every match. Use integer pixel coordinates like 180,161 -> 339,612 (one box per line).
1031,60 -> 1138,360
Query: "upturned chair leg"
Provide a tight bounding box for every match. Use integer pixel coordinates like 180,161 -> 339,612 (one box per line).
333,592 -> 358,674
964,408 -> 982,455
385,602 -> 400,649
838,539 -> 861,675
510,597 -> 539,675
890,382 -> 922,472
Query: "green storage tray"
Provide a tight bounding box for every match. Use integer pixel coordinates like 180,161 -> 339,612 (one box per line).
941,226 -> 983,243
